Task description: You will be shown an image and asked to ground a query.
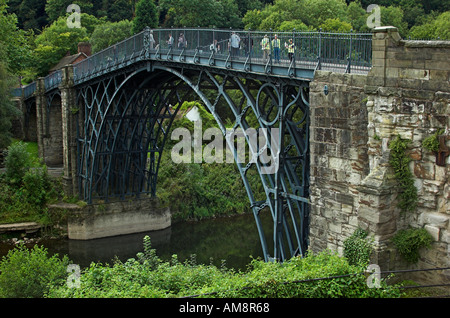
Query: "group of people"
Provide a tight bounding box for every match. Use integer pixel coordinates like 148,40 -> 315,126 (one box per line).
261,34 -> 295,63
151,30 -> 296,63
228,33 -> 296,62
165,33 -> 187,50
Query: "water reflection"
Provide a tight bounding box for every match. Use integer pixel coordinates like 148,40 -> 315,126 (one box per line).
1,212 -> 274,271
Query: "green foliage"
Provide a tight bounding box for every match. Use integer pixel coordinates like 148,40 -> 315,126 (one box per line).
32,15 -> 90,76
392,228 -> 433,263
107,0 -> 133,22
160,0 -> 242,28
157,101 -> 258,221
46,246 -> 403,298
0,244 -> 70,298
3,141 -> 33,186
422,129 -> 444,153
0,0 -> 34,76
319,18 -> 353,32
343,228 -> 374,266
0,63 -> 21,149
132,0 -> 158,34
409,11 -> 450,40
379,6 -> 408,37
90,20 -> 133,53
0,141 -> 57,224
45,0 -> 93,24
388,135 -> 418,213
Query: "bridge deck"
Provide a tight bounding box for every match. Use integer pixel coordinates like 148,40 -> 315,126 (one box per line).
13,28 -> 372,99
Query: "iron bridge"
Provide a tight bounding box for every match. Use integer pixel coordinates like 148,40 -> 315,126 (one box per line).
14,27 -> 372,262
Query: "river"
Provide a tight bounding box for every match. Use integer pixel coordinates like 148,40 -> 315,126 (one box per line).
0,212 -> 274,271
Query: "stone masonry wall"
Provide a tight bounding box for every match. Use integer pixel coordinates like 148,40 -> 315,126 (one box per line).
309,26 -> 449,285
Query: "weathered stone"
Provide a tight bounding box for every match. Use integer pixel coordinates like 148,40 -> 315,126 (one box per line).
67,197 -> 171,240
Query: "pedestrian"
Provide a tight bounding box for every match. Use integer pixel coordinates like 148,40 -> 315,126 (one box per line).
210,39 -> 220,53
229,32 -> 240,57
285,39 -> 294,62
178,33 -> 187,49
261,34 -> 270,61
167,34 -> 174,50
149,30 -> 155,50
272,34 -> 281,63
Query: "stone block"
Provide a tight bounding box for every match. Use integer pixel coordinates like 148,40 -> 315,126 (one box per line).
425,60 -> 450,71
425,225 -> 440,241
414,162 -> 435,180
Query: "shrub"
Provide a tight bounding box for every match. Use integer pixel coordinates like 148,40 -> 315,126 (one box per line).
392,228 -> 433,263
21,165 -> 54,207
46,237 -> 402,298
343,228 -> 374,266
3,141 -> 33,187
0,244 -> 70,298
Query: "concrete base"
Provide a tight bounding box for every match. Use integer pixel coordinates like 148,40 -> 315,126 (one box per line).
67,197 -> 171,240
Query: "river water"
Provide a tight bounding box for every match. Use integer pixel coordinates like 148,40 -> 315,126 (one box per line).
0,212 -> 274,271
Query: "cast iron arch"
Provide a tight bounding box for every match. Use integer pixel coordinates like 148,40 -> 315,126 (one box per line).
76,64 -> 310,262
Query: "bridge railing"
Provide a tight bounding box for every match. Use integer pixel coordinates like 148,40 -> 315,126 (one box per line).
12,70 -> 62,100
13,28 -> 373,96
44,70 -> 62,92
73,27 -> 373,83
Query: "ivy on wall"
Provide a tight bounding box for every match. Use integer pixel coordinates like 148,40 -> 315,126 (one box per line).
388,135 -> 418,213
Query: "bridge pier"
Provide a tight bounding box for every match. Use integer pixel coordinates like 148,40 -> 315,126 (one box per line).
35,78 -> 64,167
60,65 -> 78,197
62,197 -> 171,240
309,26 -> 449,285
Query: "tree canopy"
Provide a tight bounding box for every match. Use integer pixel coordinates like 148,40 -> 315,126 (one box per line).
0,0 -> 448,82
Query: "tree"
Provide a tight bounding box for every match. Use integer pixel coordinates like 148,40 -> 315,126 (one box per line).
45,0 -> 93,23
33,15 -> 89,76
0,0 -> 33,76
108,0 -> 133,22
379,6 -> 408,37
409,11 -> 450,40
132,0 -> 158,34
302,0 -> 349,29
319,18 -> 353,32
90,20 -> 133,53
0,62 -> 21,149
17,0 -> 48,30
346,0 -> 369,32
242,0 -> 307,30
278,20 -> 310,32
160,0 -> 241,28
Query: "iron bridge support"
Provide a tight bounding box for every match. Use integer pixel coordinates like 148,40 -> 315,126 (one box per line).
75,63 -> 310,262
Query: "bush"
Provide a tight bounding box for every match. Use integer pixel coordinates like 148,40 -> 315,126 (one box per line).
343,228 -> 374,266
0,244 -> 70,298
21,165 -> 54,208
46,237 -> 402,298
3,141 -> 33,187
392,228 -> 433,263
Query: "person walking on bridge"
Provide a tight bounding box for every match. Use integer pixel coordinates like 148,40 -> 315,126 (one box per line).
167,34 -> 174,50
261,34 -> 270,62
178,33 -> 187,49
229,32 -> 241,57
272,34 -> 281,63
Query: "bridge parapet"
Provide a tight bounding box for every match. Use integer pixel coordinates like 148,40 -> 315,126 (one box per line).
72,27 -> 372,84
